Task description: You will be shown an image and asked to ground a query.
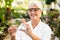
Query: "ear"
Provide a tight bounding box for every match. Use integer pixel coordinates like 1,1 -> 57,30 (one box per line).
39,10 -> 42,17
40,10 -> 42,13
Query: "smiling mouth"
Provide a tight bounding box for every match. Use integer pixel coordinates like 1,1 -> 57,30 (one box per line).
31,14 -> 37,17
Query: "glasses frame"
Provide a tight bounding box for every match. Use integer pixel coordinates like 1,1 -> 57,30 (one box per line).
27,8 -> 40,12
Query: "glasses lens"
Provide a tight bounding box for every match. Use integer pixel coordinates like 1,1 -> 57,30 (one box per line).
28,8 -> 40,12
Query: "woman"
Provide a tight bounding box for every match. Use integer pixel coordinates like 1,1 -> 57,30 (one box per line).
8,1 -> 52,40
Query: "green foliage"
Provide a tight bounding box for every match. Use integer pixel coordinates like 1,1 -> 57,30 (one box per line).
46,10 -> 60,38
45,0 -> 51,5
0,7 -> 27,32
0,0 -> 28,39
5,0 -> 13,7
55,21 -> 60,38
47,10 -> 59,19
45,0 -> 56,5
0,8 -> 6,31
12,13 -> 23,18
0,0 -> 14,32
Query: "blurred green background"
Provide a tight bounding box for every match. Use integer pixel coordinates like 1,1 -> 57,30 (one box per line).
0,0 -> 60,40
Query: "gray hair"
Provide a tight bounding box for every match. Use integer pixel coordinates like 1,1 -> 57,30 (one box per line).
28,1 -> 43,10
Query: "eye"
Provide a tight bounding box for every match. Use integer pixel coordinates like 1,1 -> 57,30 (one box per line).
34,9 -> 38,11
28,8 -> 40,12
28,9 -> 32,12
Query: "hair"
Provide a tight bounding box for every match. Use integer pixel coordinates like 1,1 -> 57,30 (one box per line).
28,1 -> 43,10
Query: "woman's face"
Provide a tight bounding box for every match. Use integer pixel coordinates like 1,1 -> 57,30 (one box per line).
28,4 -> 42,20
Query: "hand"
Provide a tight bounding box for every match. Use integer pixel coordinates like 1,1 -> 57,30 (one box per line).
8,25 -> 17,36
20,19 -> 40,40
20,18 -> 33,36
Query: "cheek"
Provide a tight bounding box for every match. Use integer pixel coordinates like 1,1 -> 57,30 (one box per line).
37,11 -> 42,17
36,12 -> 40,16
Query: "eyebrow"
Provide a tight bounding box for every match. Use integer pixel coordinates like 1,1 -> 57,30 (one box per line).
28,8 -> 39,10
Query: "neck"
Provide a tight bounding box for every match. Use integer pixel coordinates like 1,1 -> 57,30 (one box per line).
31,18 -> 40,28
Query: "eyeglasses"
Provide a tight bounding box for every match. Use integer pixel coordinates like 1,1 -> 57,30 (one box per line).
27,8 -> 40,12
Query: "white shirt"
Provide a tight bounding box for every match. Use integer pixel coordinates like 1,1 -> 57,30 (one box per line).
16,20 -> 52,40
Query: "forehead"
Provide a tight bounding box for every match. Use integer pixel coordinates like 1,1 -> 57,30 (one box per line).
28,4 -> 38,9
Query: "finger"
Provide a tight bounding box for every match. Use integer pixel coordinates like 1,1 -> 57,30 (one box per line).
9,32 -> 15,36
8,30 -> 16,35
8,29 -> 16,35
21,18 -> 27,25
25,23 -> 31,29
8,27 -> 16,32
8,27 -> 17,34
8,25 -> 17,30
20,29 -> 26,32
21,18 -> 30,28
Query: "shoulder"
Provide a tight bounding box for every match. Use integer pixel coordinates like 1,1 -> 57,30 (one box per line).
40,21 -> 53,34
40,22 -> 53,35
40,21 -> 51,31
41,21 -> 50,27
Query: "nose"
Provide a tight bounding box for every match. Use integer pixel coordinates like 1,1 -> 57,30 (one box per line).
31,10 -> 35,14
